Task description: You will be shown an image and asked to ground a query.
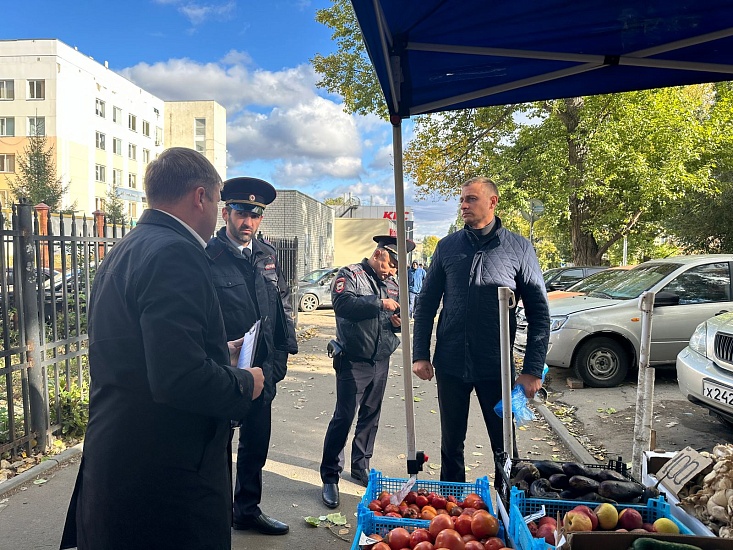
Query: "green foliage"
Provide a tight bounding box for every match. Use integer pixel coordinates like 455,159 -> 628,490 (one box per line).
50,383 -> 89,438
105,183 -> 127,226
312,0 -> 387,119
421,235 -> 439,261
9,133 -> 70,211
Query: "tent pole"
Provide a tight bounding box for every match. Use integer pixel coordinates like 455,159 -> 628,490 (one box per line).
392,117 -> 423,476
498,287 -> 515,464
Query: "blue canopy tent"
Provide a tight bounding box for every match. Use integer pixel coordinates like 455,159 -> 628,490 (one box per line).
348,0 -> 733,475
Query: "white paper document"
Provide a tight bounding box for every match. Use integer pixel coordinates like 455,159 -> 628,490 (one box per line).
237,319 -> 261,370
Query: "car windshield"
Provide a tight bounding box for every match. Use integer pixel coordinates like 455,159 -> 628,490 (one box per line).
542,268 -> 561,283
300,268 -> 333,284
565,269 -> 628,293
586,262 -> 681,300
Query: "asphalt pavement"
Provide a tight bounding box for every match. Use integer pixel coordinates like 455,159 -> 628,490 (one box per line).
0,309 -> 579,550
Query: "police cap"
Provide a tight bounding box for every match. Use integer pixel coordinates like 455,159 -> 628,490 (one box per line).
221,177 -> 276,216
373,235 -> 416,264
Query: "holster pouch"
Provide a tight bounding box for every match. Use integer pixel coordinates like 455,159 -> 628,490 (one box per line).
327,339 -> 343,358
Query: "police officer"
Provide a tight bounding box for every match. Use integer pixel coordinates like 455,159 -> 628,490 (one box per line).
207,177 -> 298,535
320,235 -> 415,509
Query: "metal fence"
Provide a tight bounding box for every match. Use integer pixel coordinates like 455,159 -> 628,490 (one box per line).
1,201 -> 126,459
1,208 -> 301,459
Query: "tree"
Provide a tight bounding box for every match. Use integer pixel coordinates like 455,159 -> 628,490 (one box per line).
323,197 -> 345,206
105,184 -> 127,226
9,132 -> 69,211
421,236 -> 439,263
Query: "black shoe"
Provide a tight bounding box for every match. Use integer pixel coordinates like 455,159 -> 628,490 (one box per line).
322,483 -> 339,509
233,513 -> 289,535
350,468 -> 370,487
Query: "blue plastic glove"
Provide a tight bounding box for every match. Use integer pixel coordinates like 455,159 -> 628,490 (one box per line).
493,365 -> 549,427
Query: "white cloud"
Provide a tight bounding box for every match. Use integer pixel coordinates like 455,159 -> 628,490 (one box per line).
153,0 -> 236,26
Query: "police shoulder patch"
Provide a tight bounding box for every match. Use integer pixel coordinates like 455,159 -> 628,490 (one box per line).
334,277 -> 346,293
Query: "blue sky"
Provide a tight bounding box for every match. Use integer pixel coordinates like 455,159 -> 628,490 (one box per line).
9,0 -> 458,239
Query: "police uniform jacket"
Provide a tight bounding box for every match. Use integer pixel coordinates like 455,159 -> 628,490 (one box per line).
332,260 -> 400,362
61,209 -> 255,550
412,216 -> 550,382
207,227 -> 296,399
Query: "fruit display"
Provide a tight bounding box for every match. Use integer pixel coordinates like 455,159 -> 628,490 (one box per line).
366,488 -> 490,520
507,460 -> 660,504
678,444 -> 733,537
363,511 -> 504,550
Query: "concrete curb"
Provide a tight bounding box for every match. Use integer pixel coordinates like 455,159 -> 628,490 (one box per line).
0,442 -> 83,497
535,403 -> 598,464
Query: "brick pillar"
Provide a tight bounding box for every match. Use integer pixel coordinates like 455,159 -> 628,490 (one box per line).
93,210 -> 106,260
34,203 -> 50,269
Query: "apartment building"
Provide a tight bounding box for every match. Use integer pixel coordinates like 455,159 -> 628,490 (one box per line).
164,101 -> 226,180
0,39 -> 227,224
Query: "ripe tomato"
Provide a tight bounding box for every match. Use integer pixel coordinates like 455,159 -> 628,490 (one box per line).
385,527 -> 411,550
372,543 -> 391,550
364,533 -> 382,550
429,513 -> 454,538
416,495 -> 430,508
434,528 -> 466,550
463,494 -> 482,509
471,512 -> 499,539
464,541 -> 485,550
369,500 -> 383,512
413,542 -> 434,550
482,536 -> 504,550
454,514 -> 473,537
410,528 -> 432,547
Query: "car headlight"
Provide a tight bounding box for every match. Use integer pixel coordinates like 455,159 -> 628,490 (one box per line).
688,321 -> 708,357
550,315 -> 568,331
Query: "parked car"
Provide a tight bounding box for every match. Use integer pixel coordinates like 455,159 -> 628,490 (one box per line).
297,267 -> 339,312
515,255 -> 733,388
547,265 -> 634,300
543,265 -> 609,291
677,311 -> 733,425
3,267 -> 62,308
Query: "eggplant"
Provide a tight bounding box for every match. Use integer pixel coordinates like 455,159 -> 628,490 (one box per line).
568,475 -> 600,493
562,462 -> 595,478
548,473 -> 569,490
597,480 -> 645,502
574,492 -> 618,504
533,460 -> 564,478
529,478 -> 560,499
594,469 -> 628,482
511,463 -> 541,484
559,489 -> 578,499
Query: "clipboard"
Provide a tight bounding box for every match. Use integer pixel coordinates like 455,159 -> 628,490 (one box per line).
237,319 -> 262,369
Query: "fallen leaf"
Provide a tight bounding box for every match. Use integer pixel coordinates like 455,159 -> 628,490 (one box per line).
304,516 -> 321,527
326,512 -> 348,525
33,478 -> 47,485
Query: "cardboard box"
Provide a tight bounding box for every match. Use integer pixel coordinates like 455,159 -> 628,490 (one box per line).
567,532 -> 733,550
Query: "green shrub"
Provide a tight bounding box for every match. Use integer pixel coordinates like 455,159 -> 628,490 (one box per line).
50,383 -> 89,438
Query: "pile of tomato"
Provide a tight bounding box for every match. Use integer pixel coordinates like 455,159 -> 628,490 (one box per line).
364,489 -> 508,550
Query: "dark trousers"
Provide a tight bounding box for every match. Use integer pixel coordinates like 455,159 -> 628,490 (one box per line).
320,355 -> 389,484
436,371 -> 518,483
233,395 -> 272,519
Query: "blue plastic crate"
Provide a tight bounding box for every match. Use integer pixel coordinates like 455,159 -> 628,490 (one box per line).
359,469 -> 494,519
350,507 -> 506,550
509,487 -> 693,550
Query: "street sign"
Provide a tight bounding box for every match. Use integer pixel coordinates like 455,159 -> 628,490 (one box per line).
529,198 -> 544,215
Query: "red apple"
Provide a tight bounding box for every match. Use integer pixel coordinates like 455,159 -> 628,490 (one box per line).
617,508 -> 643,531
642,523 -> 656,532
538,516 -> 557,528
535,523 -> 556,545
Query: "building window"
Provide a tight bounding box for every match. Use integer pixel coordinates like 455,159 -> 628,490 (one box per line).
0,80 -> 14,100
95,131 -> 106,150
0,190 -> 10,208
0,117 -> 14,137
95,98 -> 106,117
112,169 -> 123,186
28,116 -> 45,136
129,173 -> 137,189
128,143 -> 137,160
113,137 -> 122,155
129,202 -> 137,219
155,127 -> 163,146
28,80 -> 45,100
95,197 -> 105,211
142,148 -> 150,164
194,118 -> 206,153
128,114 -> 137,132
0,154 -> 15,173
113,106 -> 122,123
95,164 -> 106,182
142,120 -> 150,137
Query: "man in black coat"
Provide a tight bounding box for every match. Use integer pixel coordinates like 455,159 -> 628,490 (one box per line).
207,177 -> 298,536
320,236 -> 414,509
60,148 -> 264,550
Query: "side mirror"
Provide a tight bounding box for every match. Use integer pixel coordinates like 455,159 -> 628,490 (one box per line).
654,291 -> 680,307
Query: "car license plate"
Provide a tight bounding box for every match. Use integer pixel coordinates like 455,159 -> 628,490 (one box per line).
703,379 -> 733,406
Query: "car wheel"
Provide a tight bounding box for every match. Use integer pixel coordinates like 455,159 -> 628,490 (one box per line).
572,336 -> 629,388
299,293 -> 319,312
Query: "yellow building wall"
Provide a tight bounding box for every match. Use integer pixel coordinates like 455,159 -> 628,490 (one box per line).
334,218 -> 393,266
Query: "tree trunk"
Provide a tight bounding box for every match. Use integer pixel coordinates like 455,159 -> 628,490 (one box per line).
557,98 -> 601,266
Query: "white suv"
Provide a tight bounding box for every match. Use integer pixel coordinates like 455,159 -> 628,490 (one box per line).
515,255 -> 733,387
